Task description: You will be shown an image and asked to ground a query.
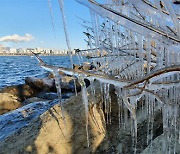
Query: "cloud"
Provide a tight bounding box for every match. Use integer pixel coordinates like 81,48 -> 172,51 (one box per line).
0,33 -> 34,43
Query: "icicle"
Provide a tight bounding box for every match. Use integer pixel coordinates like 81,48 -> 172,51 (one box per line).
162,0 -> 180,36
90,11 -> 100,51
115,86 -> 138,153
48,0 -> 56,38
90,78 -> 96,104
58,0 -> 71,52
162,87 -> 180,154
52,69 -> 66,123
115,86 -> 124,128
145,39 -> 151,74
145,92 -> 155,146
58,0 -> 77,96
103,83 -> 108,123
78,75 -> 90,147
103,83 -> 111,124
137,34 -> 144,78
123,96 -> 137,153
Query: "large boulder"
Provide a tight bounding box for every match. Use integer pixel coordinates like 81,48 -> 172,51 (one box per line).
0,93 -> 21,114
0,83 -> 48,115
25,76 -> 82,93
61,76 -> 81,92
25,77 -> 55,92
0,84 -> 40,102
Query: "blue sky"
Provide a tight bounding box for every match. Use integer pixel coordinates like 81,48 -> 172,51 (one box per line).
0,0 -> 91,50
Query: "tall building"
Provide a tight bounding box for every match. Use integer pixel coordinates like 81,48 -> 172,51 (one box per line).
0,44 -> 10,53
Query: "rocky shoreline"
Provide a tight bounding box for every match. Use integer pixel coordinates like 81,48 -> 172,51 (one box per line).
0,75 -> 76,115
0,62 -> 94,115
0,64 -> 179,153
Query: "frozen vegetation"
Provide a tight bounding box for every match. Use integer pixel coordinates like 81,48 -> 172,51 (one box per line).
0,0 -> 179,153
57,0 -> 180,153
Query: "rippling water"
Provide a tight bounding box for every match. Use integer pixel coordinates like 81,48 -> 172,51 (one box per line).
0,56 -> 82,89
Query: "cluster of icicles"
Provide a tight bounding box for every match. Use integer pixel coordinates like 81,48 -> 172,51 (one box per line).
42,0 -> 180,153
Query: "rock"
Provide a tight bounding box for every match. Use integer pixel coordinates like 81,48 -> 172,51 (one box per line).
67,79 -> 81,92
26,75 -> 81,93
73,63 -> 95,71
0,82 -> 107,154
73,64 -> 83,71
48,71 -> 65,78
0,84 -> 39,102
82,62 -> 95,71
52,75 -> 82,93
0,93 -> 21,115
0,81 -> 169,153
62,75 -> 71,81
22,97 -> 48,105
25,77 -> 55,92
141,134 -> 180,154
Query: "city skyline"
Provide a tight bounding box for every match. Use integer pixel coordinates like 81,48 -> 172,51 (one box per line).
0,44 -> 76,55
0,0 -> 91,50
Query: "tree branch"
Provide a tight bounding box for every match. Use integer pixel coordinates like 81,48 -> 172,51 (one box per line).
125,65 -> 180,88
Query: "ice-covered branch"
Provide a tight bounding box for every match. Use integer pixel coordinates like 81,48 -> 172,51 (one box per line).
125,65 -> 180,88
142,0 -> 180,20
78,0 -> 180,43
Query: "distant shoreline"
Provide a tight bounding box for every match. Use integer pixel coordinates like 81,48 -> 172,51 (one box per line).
0,53 -> 73,56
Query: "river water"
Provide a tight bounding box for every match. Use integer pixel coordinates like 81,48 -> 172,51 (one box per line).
0,56 -> 82,89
